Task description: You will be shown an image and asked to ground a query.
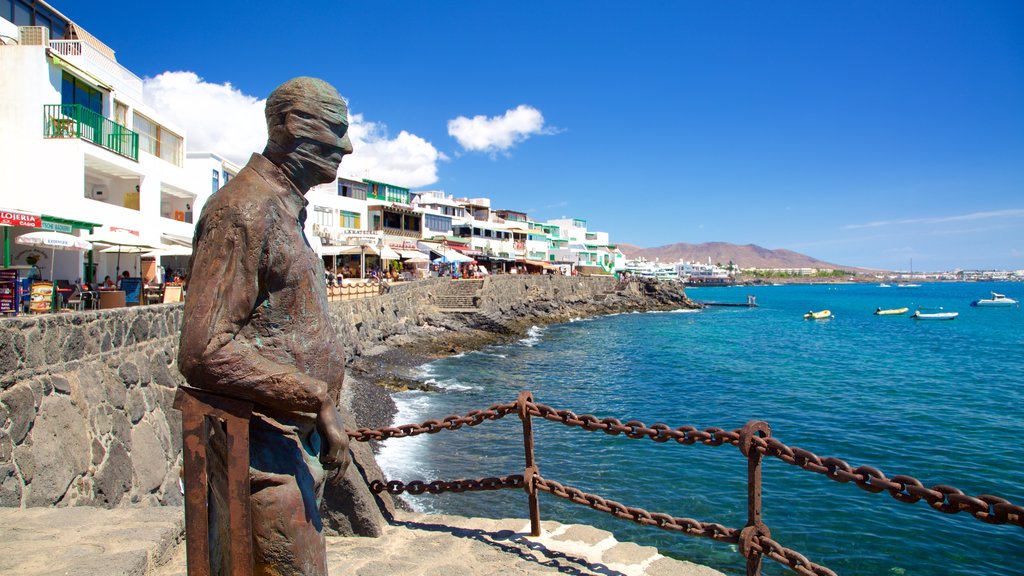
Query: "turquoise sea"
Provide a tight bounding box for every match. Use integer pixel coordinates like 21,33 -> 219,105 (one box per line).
377,282 -> 1024,576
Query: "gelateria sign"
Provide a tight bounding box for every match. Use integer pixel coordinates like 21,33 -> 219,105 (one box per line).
0,209 -> 41,228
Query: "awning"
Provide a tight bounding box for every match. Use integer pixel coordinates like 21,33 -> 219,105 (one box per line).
452,246 -> 483,257
161,233 -> 193,247
523,259 -> 557,270
432,251 -> 473,264
397,249 -> 431,262
142,245 -> 193,258
379,245 -> 401,260
321,245 -> 364,256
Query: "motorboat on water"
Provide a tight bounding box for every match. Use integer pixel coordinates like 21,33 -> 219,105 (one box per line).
874,307 -> 909,316
896,283 -> 921,288
911,308 -> 958,320
878,283 -> 891,288
804,310 -> 832,320
970,292 -> 1018,307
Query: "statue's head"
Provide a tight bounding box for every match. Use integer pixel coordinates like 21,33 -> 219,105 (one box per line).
264,77 -> 353,189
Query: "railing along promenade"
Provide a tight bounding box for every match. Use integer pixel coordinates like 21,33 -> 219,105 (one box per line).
348,391 -> 1024,576
326,279 -> 389,302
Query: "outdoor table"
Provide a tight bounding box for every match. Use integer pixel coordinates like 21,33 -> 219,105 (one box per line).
98,290 -> 126,309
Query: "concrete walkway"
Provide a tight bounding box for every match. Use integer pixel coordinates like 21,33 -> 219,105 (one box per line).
0,507 -> 726,576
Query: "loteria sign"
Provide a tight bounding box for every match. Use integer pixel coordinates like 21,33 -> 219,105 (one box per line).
0,210 -> 41,228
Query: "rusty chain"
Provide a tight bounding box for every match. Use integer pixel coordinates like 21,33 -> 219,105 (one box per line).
349,398 -> 1022,529
347,401 -> 518,442
750,534 -> 838,576
349,395 -> 1021,576
369,475 -> 524,496
532,474 -> 739,543
749,435 -> 1024,528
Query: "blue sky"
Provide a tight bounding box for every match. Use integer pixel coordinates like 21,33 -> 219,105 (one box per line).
56,1 -> 1023,270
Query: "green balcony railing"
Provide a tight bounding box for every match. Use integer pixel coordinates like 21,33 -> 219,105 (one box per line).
43,104 -> 139,161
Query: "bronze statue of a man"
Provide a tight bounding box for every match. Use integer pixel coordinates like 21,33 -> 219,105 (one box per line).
179,77 -> 353,575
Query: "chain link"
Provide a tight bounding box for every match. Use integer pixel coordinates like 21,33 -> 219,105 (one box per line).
347,401 -> 518,442
532,474 -> 739,543
349,395 -> 1023,576
349,398 -> 1023,529
753,535 -> 838,576
369,475 -> 524,495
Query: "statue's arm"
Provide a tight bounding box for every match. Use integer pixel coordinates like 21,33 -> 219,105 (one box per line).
178,215 -> 326,413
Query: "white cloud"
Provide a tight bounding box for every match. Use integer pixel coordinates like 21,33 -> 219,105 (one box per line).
341,115 -> 446,188
447,105 -> 554,155
142,71 -> 266,166
844,209 -> 1024,230
141,71 -> 442,187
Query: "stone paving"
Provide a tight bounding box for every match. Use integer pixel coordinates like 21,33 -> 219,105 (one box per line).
0,506 -> 183,576
0,506 -> 727,576
155,511 -> 725,576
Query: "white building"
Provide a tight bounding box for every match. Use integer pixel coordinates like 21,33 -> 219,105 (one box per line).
544,218 -> 619,274
411,190 -> 463,239
307,176 -> 370,248
0,3 -> 210,286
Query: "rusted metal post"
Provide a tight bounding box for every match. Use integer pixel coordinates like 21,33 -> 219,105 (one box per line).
174,387 -> 254,576
738,420 -> 771,576
517,390 -> 541,536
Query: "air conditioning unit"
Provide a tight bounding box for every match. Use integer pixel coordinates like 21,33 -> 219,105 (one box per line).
19,26 -> 50,46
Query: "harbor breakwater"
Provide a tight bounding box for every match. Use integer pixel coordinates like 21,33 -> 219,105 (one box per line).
0,275 -> 695,534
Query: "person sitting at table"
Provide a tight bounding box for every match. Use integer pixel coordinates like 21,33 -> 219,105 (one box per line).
117,270 -> 131,289
100,275 -> 116,290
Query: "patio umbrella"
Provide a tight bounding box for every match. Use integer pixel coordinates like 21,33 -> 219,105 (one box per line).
15,231 -> 93,281
82,230 -> 161,278
140,245 -> 193,258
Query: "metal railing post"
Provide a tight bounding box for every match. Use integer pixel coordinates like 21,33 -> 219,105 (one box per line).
517,390 -> 541,536
173,387 -> 254,576
738,420 -> 771,576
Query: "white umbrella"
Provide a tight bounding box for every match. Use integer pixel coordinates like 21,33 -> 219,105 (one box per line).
15,231 -> 92,281
141,245 -> 193,258
83,230 -> 161,278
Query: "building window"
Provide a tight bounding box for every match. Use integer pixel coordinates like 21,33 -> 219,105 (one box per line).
340,211 -> 360,229
223,171 -> 232,185
211,169 -> 220,194
424,214 -> 451,232
314,206 -> 335,228
339,180 -> 367,200
134,113 -> 182,166
61,72 -> 102,115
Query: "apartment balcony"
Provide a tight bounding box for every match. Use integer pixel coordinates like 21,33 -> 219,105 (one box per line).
44,104 -> 139,161
376,226 -> 421,239
48,39 -> 144,102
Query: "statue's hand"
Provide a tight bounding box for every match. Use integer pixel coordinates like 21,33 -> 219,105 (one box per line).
317,402 -> 350,472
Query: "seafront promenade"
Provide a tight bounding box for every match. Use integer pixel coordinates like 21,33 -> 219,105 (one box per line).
0,507 -> 723,576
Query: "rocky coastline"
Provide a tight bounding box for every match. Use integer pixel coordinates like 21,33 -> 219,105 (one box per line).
340,276 -> 699,433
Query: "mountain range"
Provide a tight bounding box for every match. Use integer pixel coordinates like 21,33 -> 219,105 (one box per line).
616,242 -> 856,270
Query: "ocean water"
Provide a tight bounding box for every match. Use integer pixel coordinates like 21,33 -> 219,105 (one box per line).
376,282 -> 1024,576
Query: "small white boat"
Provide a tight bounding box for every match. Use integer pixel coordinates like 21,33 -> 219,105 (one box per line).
804,309 -> 832,320
970,292 -> 1018,307
911,308 -> 958,320
878,283 -> 891,288
896,283 -> 921,288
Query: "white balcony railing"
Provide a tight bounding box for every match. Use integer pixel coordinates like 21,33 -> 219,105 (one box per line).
49,40 -> 144,102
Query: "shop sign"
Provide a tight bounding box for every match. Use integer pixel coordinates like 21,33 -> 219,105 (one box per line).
0,210 -> 41,228
41,220 -> 73,233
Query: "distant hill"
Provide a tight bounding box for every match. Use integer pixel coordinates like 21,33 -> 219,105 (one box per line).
616,241 -> 857,270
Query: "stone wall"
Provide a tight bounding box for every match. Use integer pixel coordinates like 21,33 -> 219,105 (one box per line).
0,306 -> 185,508
0,275 -> 690,511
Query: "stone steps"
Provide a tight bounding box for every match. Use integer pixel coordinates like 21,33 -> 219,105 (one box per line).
436,279 -> 486,310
